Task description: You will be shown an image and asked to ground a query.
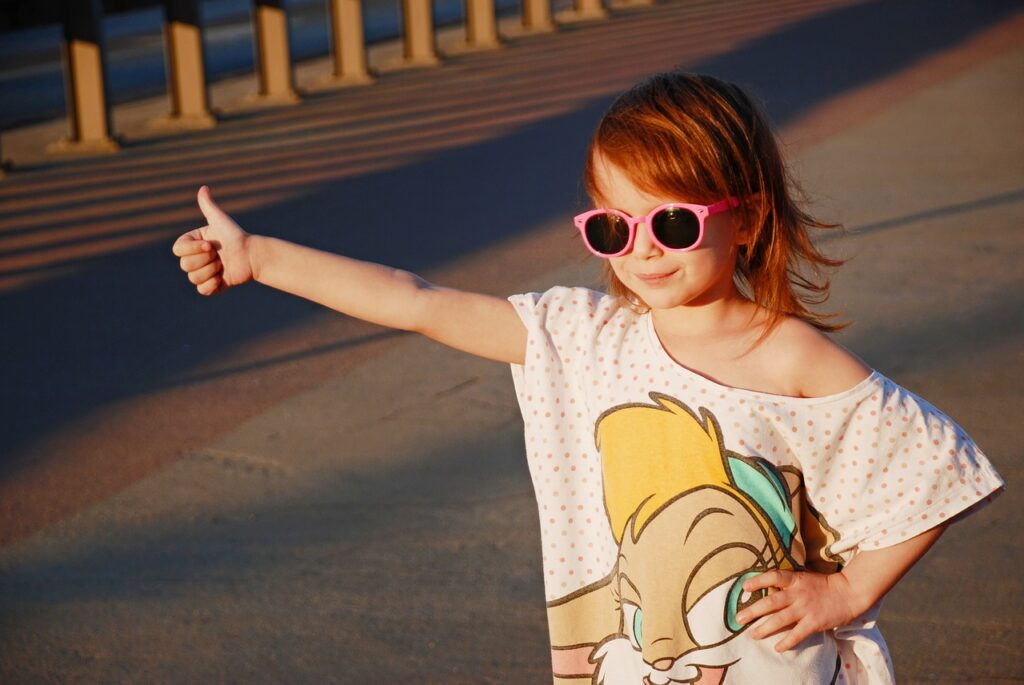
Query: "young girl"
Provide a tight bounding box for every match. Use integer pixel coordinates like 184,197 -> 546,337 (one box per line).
172,72 -> 1002,684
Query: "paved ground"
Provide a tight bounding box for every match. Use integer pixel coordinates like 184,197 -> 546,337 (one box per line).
1,0 -> 1022,682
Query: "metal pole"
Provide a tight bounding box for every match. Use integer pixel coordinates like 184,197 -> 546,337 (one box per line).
322,0 -> 374,86
250,0 -> 300,104
152,0 -> 216,129
48,0 -> 119,154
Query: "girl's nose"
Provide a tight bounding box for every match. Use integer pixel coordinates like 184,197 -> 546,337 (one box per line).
631,222 -> 662,258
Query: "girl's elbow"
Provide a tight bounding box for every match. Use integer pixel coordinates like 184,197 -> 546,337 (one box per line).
395,270 -> 440,333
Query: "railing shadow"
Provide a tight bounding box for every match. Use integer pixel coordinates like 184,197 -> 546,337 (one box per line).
0,0 -> 1019,519
1,0 -> 1021,679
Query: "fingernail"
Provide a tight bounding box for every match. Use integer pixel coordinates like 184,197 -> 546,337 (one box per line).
735,611 -> 747,624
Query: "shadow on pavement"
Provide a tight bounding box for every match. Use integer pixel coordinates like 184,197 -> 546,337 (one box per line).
0,0 -> 1022,679
1,0 -> 1018,481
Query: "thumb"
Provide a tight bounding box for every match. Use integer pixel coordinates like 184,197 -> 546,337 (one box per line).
197,185 -> 228,223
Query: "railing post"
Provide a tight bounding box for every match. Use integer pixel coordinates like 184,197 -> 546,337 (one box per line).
561,0 -> 608,21
48,0 -> 119,154
249,0 -> 301,104
398,0 -> 440,67
151,0 -> 216,130
463,0 -> 501,50
521,0 -> 555,33
321,0 -> 374,86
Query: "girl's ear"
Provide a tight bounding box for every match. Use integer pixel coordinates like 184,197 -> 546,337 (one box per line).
732,208 -> 754,247
733,217 -> 751,246
732,192 -> 764,248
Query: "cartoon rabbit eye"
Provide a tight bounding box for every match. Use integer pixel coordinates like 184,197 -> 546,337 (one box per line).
621,601 -> 643,650
686,571 -> 764,646
725,571 -> 766,632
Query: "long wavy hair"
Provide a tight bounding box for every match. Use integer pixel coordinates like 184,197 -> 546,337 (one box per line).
582,72 -> 845,333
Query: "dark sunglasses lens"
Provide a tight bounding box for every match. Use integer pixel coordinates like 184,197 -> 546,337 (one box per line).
584,213 -> 630,255
652,207 -> 700,250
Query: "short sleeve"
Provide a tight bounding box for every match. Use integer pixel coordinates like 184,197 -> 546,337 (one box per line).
802,374 -> 1003,560
507,286 -> 613,398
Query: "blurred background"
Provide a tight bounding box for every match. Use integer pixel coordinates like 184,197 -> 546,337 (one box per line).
0,0 -> 550,129
1,0 -> 1022,682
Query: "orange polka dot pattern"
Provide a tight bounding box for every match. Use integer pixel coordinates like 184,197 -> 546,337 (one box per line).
508,287 -> 1003,682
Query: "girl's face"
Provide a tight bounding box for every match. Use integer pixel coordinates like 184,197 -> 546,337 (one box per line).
591,156 -> 744,312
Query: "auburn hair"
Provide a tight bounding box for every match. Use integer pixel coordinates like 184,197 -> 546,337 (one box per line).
583,72 -> 845,333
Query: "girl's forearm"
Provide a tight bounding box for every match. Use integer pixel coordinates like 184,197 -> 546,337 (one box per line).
839,523 -> 948,616
246,234 -> 528,363
248,234 -> 428,331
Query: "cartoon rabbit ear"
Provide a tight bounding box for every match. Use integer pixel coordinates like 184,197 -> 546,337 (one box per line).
801,502 -> 844,572
728,456 -> 796,549
778,466 -> 804,500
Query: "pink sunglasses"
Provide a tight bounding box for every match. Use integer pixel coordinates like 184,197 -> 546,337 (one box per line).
573,198 -> 740,258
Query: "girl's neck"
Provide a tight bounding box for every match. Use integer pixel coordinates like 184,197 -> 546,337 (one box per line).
649,291 -> 765,342
648,294 -> 791,394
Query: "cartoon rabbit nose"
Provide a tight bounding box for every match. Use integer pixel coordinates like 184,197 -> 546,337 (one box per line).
651,657 -> 674,671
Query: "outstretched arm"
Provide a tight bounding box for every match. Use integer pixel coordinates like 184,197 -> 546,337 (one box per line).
172,186 -> 527,364
735,523 -> 947,651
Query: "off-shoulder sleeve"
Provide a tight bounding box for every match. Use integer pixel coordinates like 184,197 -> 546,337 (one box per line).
799,374 -> 1003,561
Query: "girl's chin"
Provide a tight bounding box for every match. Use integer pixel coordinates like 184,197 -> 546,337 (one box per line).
628,286 -> 690,310
625,277 -> 680,299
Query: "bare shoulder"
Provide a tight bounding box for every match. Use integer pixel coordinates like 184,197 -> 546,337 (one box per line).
761,316 -> 871,398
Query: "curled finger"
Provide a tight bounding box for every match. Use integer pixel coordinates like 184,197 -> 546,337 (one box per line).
179,251 -> 216,273
197,275 -> 222,296
172,232 -> 209,257
187,259 -> 222,285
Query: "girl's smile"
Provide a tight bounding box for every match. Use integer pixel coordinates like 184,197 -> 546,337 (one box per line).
632,269 -> 679,285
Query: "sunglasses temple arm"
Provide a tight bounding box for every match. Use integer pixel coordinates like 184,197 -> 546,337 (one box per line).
706,197 -> 741,214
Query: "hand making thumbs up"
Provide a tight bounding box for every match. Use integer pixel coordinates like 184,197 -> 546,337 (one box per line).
172,186 -> 254,295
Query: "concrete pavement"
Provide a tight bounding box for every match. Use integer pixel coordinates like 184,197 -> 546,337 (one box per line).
1,0 -> 1022,682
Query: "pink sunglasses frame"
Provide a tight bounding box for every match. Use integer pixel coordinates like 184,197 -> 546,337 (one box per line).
573,197 -> 740,258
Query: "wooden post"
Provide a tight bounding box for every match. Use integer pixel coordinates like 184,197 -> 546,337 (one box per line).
397,0 -> 440,67
320,0 -> 374,86
249,0 -> 300,105
575,0 -> 608,18
151,0 -> 216,130
521,0 -> 555,33
48,0 -> 119,154
462,0 -> 501,50
558,0 -> 608,22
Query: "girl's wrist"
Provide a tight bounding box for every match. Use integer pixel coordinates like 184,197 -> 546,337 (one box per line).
247,233 -> 267,283
833,567 -> 876,620
827,569 -> 868,622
